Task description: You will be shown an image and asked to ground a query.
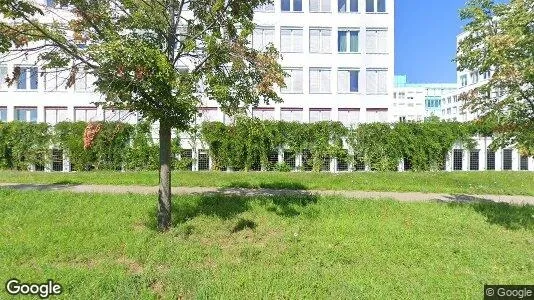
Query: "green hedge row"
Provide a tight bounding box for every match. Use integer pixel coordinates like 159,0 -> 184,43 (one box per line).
0,119 -> 489,172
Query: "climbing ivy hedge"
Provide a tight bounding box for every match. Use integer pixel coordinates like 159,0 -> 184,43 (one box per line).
0,118 -> 497,172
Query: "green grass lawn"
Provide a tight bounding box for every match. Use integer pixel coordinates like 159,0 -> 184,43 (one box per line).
1,189 -> 533,299
1,170 -> 534,195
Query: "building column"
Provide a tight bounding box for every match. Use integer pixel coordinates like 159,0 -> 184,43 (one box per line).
6,106 -> 14,122
398,159 -> 404,172
445,150 -> 452,172
192,149 -> 199,171
529,157 -> 534,172
512,149 -> 520,171
495,149 -> 503,171
462,149 -> 469,171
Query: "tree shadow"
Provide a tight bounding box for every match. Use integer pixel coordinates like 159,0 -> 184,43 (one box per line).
145,190 -> 319,231
0,183 -> 81,192
224,181 -> 308,190
441,195 -> 534,231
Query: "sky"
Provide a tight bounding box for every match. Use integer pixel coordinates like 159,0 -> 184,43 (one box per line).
394,0 -> 473,84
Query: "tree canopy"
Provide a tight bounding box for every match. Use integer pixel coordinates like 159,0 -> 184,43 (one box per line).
457,0 -> 534,155
0,0 -> 285,128
0,0 -> 285,230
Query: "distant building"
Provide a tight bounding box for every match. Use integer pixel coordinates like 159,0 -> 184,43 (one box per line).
393,75 -> 456,120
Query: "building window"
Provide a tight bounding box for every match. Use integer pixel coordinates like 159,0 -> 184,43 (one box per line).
337,69 -> 359,93
74,107 -> 98,122
309,28 -> 331,53
366,69 -> 387,94
254,3 -> 275,12
366,0 -> 386,12
281,108 -> 303,122
460,75 -> 468,87
198,150 -> 210,171
180,149 -> 193,171
281,68 -> 303,93
16,66 -> 38,90
43,68 -> 62,91
338,0 -> 358,12
198,107 -> 218,123
281,0 -> 302,12
469,150 -> 480,171
338,30 -> 359,52
310,0 -> 331,12
338,108 -> 359,127
470,72 -> 479,84
366,108 -> 387,123
502,149 -> 513,170
520,156 -> 529,171
14,107 -> 37,122
0,65 -> 7,90
45,107 -> 68,124
486,150 -> 496,170
283,151 -> 296,169
252,108 -> 275,120
52,149 -> 64,172
252,27 -> 275,51
309,68 -> 331,94
453,149 -> 463,171
104,109 -> 137,123
0,107 -> 7,122
309,109 -> 331,122
365,29 -> 388,53
280,27 -> 303,53
482,71 -> 491,80
75,69 -> 94,92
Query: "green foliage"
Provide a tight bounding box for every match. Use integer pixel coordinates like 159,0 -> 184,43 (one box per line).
54,122 -> 95,171
201,118 -> 348,172
457,0 -> 534,155
126,122 -> 159,171
0,121 -> 51,170
0,119 -> 510,172
348,120 -> 478,171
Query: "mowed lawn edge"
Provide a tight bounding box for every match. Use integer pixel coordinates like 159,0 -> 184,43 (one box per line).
1,170 -> 533,196
0,189 -> 533,299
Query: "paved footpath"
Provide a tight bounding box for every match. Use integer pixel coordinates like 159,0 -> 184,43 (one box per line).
1,182 -> 534,205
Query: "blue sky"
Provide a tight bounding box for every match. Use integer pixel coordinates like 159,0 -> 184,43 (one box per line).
394,0 -> 472,84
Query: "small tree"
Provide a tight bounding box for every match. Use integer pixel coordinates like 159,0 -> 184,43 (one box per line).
0,0 -> 285,231
456,0 -> 534,155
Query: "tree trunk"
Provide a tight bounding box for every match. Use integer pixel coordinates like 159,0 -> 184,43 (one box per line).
158,121 -> 172,231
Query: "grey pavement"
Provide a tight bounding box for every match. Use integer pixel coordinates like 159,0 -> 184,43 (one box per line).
1,182 -> 533,205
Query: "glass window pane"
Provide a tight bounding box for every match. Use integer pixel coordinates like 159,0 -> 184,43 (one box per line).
17,67 -> 26,90
30,67 -> 38,89
349,31 -> 359,52
350,0 -> 358,11
0,108 -> 7,121
338,31 -> 347,52
30,109 -> 37,122
350,71 -> 359,92
281,0 -> 290,11
366,0 -> 374,12
377,0 -> 386,12
338,0 -> 346,12
0,66 -> 7,90
293,0 -> 302,11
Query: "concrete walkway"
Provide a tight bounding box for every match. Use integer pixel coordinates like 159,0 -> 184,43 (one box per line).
1,182 -> 534,205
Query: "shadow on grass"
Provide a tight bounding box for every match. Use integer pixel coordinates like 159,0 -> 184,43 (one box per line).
224,181 -> 308,190
146,190 -> 318,230
443,195 -> 534,231
53,180 -> 83,185
0,183 -> 81,192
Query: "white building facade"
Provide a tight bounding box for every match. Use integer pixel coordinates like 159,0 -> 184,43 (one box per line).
1,0 -> 395,128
